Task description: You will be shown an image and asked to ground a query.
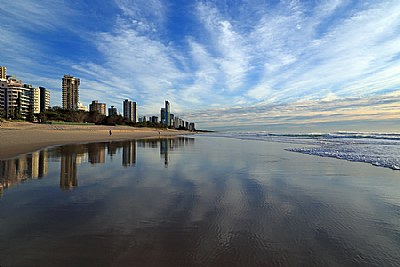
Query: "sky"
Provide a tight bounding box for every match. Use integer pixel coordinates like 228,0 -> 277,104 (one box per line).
1,0 -> 400,131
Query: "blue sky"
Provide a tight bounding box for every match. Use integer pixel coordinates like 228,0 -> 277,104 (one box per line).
1,0 -> 400,131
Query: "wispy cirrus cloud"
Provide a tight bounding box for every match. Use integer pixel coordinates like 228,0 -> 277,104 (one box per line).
196,2 -> 251,92
1,0 -> 399,129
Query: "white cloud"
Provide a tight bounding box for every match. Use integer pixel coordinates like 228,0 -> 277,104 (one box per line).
2,0 -> 400,128
114,0 -> 166,33
0,0 -> 75,31
196,2 -> 250,91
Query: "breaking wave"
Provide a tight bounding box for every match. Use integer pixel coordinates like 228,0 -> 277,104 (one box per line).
209,131 -> 400,170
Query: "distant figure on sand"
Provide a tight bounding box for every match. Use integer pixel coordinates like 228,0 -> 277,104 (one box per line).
109,130 -> 112,136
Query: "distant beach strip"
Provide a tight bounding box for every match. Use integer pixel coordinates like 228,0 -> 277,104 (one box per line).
0,122 -> 194,160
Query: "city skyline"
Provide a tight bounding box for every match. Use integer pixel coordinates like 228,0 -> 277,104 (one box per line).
1,1 -> 400,131
0,68 -> 50,119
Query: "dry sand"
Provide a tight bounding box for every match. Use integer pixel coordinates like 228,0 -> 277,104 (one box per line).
0,121 -> 193,159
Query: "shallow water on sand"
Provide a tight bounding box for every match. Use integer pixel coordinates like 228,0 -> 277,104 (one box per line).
1,136 -> 400,266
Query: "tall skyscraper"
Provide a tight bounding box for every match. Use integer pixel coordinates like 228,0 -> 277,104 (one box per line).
160,108 -> 165,125
39,87 -> 50,112
0,66 -> 6,80
165,100 -> 170,127
123,99 -> 137,122
62,74 -> 80,110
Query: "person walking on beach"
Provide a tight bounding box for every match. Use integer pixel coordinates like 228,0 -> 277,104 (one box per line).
109,130 -> 112,136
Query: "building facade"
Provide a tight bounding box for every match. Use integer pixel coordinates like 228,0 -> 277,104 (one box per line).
169,113 -> 174,127
89,100 -> 106,115
77,102 -> 88,112
165,101 -> 170,126
3,77 -> 30,119
123,99 -> 137,122
151,116 -> 158,123
0,66 -> 6,80
24,84 -> 40,114
1,76 -> 50,118
160,108 -> 165,125
0,79 -> 7,117
39,87 -> 50,112
0,67 -> 49,119
62,74 -> 80,110
108,106 -> 117,116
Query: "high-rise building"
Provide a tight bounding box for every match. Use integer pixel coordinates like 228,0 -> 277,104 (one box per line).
39,87 -> 50,112
169,113 -> 174,127
160,107 -> 165,125
1,77 -> 45,119
62,74 -> 80,110
108,105 -> 117,116
165,100 -> 170,126
174,117 -> 180,129
89,100 -> 106,115
24,84 -> 40,114
5,77 -> 30,119
0,69 -> 50,118
0,66 -> 6,80
123,99 -> 137,122
0,79 -> 7,117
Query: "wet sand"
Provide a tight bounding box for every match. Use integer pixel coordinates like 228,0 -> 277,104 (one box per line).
1,136 -> 400,266
0,121 -> 191,159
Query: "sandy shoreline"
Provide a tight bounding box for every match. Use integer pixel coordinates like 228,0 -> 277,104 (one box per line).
0,122 -> 193,160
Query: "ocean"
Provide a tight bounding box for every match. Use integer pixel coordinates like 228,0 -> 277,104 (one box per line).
210,131 -> 400,170
0,135 -> 400,266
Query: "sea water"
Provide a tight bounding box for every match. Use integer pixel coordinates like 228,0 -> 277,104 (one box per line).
210,131 -> 400,170
0,136 -> 400,266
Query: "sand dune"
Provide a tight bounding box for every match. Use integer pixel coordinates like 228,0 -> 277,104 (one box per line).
0,122 -> 192,159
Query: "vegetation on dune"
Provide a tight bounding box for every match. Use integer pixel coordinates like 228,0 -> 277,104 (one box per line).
37,107 -> 167,128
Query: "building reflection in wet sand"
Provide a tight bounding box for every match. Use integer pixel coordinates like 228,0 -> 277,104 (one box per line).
59,145 -> 85,190
159,137 -> 194,166
1,136 -> 400,266
0,149 -> 49,197
122,140 -> 136,167
0,137 -> 194,194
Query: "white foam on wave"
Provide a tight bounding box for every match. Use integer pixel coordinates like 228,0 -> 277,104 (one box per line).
208,131 -> 400,171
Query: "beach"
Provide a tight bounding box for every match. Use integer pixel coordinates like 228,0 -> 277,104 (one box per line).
0,136 -> 400,266
0,121 -> 191,159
